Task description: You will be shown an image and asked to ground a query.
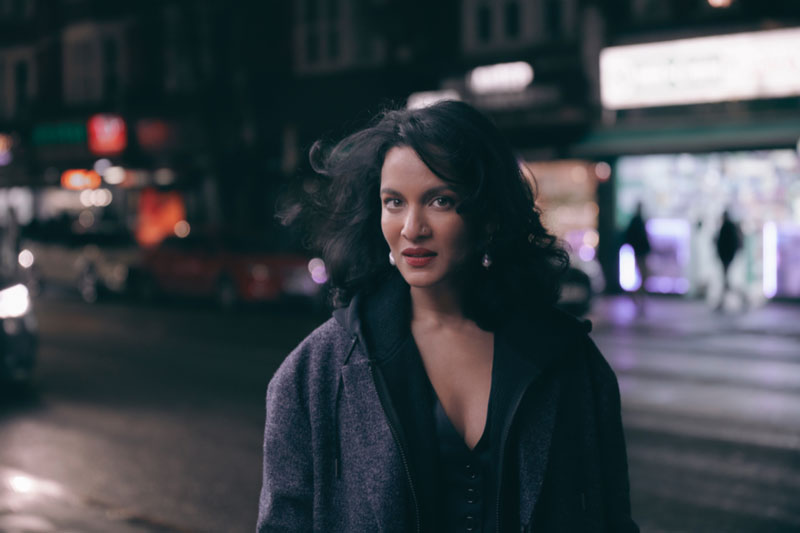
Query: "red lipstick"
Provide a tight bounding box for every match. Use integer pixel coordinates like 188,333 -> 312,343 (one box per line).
401,247 -> 436,267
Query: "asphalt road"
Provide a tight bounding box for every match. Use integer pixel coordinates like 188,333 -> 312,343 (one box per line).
1,293 -> 799,532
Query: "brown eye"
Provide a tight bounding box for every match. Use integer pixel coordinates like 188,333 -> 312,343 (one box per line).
432,196 -> 454,208
383,198 -> 403,209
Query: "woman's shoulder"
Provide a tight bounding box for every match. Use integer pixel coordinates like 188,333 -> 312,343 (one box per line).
269,317 -> 353,390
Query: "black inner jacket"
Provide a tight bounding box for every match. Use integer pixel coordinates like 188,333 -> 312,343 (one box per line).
354,271 -> 539,531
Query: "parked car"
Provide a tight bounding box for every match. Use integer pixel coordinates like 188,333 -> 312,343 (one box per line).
135,234 -> 322,309
21,224 -> 142,303
557,253 -> 606,317
0,276 -> 37,384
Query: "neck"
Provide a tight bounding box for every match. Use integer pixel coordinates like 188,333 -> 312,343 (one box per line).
409,282 -> 466,327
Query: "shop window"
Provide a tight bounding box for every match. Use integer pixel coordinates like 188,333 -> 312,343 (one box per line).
505,2 -> 520,39
477,4 -> 491,43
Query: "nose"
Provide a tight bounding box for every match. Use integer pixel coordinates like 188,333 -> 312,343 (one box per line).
400,207 -> 429,241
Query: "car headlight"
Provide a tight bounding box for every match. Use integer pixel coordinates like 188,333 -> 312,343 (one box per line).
0,284 -> 31,318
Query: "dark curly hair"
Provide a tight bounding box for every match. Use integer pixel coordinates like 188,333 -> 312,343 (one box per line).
283,100 -> 569,329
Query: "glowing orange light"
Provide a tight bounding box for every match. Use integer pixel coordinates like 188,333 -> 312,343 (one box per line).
61,169 -> 102,190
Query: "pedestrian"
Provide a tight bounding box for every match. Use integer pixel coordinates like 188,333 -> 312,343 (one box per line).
257,101 -> 638,532
623,202 -> 651,311
715,209 -> 744,310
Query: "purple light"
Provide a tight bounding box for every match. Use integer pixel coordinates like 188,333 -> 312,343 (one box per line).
619,244 -> 640,291
578,245 -> 596,262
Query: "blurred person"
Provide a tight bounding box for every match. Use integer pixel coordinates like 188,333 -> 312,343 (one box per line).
258,101 -> 638,532
623,202 -> 651,312
715,209 -> 744,311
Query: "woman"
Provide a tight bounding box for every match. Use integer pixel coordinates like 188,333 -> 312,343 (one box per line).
258,101 -> 638,532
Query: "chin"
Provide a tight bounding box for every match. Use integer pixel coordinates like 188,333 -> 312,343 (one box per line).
398,270 -> 447,289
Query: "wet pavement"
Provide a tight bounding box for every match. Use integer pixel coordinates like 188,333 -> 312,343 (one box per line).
0,294 -> 798,532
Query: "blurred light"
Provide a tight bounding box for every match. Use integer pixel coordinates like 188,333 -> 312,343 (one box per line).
0,133 -> 12,166
9,475 -> 33,494
595,162 -> 611,181
154,168 -> 176,186
112,264 -> 128,282
0,284 -> 30,318
468,62 -> 534,94
91,188 -> 113,207
407,90 -> 461,110
174,220 -> 190,238
619,244 -> 641,291
308,257 -> 328,284
600,27 -> 800,109
570,165 -> 588,183
763,222 -> 778,298
87,114 -> 127,156
578,245 -> 596,262
80,189 -> 94,207
78,210 -> 95,228
583,229 -> 600,248
18,249 -> 34,269
250,264 -> 270,281
61,169 -> 101,190
93,158 -> 112,175
708,0 -> 732,6
104,166 -> 126,185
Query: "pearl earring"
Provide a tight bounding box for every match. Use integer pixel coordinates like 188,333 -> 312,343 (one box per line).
481,252 -> 492,269
389,252 -> 396,266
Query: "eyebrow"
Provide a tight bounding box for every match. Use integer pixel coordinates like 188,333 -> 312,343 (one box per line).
379,185 -> 456,198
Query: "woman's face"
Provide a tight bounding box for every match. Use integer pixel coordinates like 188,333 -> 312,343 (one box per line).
380,146 -> 471,290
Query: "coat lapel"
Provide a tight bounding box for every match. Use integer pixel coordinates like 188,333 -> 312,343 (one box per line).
516,377 -> 561,526
340,359 -> 409,533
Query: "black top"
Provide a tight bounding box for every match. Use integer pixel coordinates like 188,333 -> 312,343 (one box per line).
432,383 -> 496,533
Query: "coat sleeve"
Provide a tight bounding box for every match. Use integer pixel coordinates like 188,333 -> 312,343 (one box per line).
586,339 -> 640,533
257,355 -> 314,532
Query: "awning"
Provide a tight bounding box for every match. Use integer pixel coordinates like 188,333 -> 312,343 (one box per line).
571,117 -> 800,157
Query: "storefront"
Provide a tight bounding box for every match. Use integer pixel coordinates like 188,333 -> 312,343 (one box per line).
576,26 -> 800,303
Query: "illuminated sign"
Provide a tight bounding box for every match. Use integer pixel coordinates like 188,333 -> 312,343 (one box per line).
600,27 -> 800,109
87,114 -> 127,155
32,123 -> 86,146
0,134 -> 12,166
61,169 -> 102,190
468,62 -> 534,95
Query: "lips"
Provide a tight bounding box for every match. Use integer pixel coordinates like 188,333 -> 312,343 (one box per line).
401,248 -> 436,267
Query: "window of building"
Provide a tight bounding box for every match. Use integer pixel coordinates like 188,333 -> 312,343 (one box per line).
477,4 -> 491,43
103,38 -> 118,99
305,0 -> 318,23
0,60 -> 6,117
545,0 -> 561,36
14,60 -> 27,112
505,1 -> 520,38
328,28 -> 339,60
306,31 -> 319,64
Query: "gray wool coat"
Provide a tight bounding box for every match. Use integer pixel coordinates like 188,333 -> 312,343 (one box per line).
257,288 -> 639,532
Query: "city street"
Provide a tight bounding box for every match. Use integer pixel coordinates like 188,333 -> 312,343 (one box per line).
1,293 -> 799,532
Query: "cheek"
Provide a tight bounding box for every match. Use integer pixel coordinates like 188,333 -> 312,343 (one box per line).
380,212 -> 398,244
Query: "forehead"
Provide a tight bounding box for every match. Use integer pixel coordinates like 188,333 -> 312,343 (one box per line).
380,146 -> 449,191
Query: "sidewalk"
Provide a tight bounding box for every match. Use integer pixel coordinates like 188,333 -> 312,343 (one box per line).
588,294 -> 800,339
0,466 -> 187,533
